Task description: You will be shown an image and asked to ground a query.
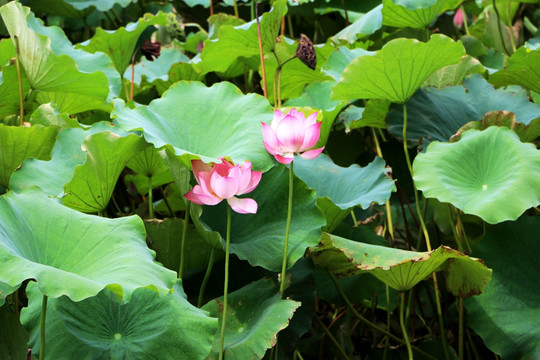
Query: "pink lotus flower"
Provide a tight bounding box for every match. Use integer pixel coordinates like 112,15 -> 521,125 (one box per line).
184,158 -> 262,214
453,8 -> 464,28
262,109 -> 325,164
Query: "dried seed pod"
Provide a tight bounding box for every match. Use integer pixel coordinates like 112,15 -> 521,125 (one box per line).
296,34 -> 316,70
141,40 -> 161,61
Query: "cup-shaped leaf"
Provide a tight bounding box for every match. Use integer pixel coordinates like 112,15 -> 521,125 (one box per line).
0,2 -> 110,113
22,282 -> 217,360
62,131 -> 147,213
413,126 -> 540,224
465,217 -> 540,359
126,145 -> 174,195
309,233 -> 492,296
0,188 -> 177,301
332,34 -> 464,104
202,277 -> 300,359
0,124 -> 56,189
113,81 -> 274,170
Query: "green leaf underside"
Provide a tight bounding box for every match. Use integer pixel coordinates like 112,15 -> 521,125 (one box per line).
309,233 -> 492,296
0,65 -> 30,118
332,34 -> 465,103
294,154 -> 395,210
22,282 -> 217,360
197,0 -> 287,73
202,277 -> 300,359
200,165 -> 326,272
10,122 -> 119,196
331,5 -> 383,44
413,126 -> 540,224
0,188 -> 177,302
62,131 -> 147,213
113,81 -> 274,171
465,217 -> 540,359
381,0 -> 460,29
387,74 -> 540,148
0,124 -> 57,188
0,2 -> 110,113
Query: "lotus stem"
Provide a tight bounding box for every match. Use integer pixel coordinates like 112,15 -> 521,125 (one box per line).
459,296 -> 464,360
13,36 -> 24,126
233,0 -> 239,18
130,47 -> 141,101
147,176 -> 154,219
255,3 -> 268,99
218,205 -> 232,360
198,247 -> 216,308
314,315 -> 351,360
402,103 -> 450,360
399,292 -> 413,360
279,162 -> 294,297
179,201 -> 191,278
460,5 -> 470,36
506,0 -> 517,52
383,285 -> 390,360
492,0 -> 511,55
327,271 -> 437,360
372,128 -> 394,241
273,54 -> 296,108
39,294 -> 48,360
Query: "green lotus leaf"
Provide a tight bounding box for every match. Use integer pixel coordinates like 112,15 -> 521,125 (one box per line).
202,277 -> 300,359
0,38 -> 15,67
294,154 -> 395,210
424,55 -> 485,88
489,46 -> 540,93
10,122 -> 119,196
62,131 -> 147,213
0,281 -> 18,307
145,218 -> 223,276
465,217 -> 540,359
337,100 -> 390,131
413,126 -> 540,224
78,12 -> 168,74
200,164 -> 326,272
64,0 -> 136,11
309,233 -> 492,295
0,2 -> 110,114
450,111 -> 540,143
125,145 -> 174,195
322,47 -> 374,82
381,0 -> 460,29
0,124 -> 57,189
330,5 -> 382,44
0,188 -> 177,301
0,65 -> 30,118
112,81 -> 274,171
22,282 -> 217,360
28,103 -> 81,129
0,303 -> 29,359
196,0 -> 287,74
262,39 -> 333,104
332,34 -> 464,103
387,74 -> 540,149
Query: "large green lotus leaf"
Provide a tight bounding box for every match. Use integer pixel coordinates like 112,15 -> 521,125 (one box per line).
64,0 -> 135,11
465,217 -> 540,359
78,12 -> 168,74
322,47 -> 374,82
294,154 -> 395,210
0,65 -> 31,118
0,188 -> 177,301
196,0 -> 287,74
262,39 -> 334,104
200,165 -> 326,272
26,14 -> 121,102
126,145 -> 174,195
0,38 -> 15,67
332,34 -> 464,103
202,277 -> 300,359
0,2 -> 110,114
112,81 -> 274,171
330,4 -> 382,44
62,131 -> 147,213
0,281 -> 18,307
152,62 -> 204,95
28,103 -> 80,130
309,233 -> 492,295
489,46 -> 540,93
22,281 -> 216,360
145,218 -> 224,276
424,55 -> 485,88
9,122 -> 118,196
0,303 -> 29,360
386,74 -> 540,148
413,127 -> 540,224
0,124 -> 57,189
381,0 -> 460,29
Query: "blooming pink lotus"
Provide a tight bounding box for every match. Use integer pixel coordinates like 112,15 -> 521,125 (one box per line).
184,158 -> 262,214
262,109 -> 325,164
